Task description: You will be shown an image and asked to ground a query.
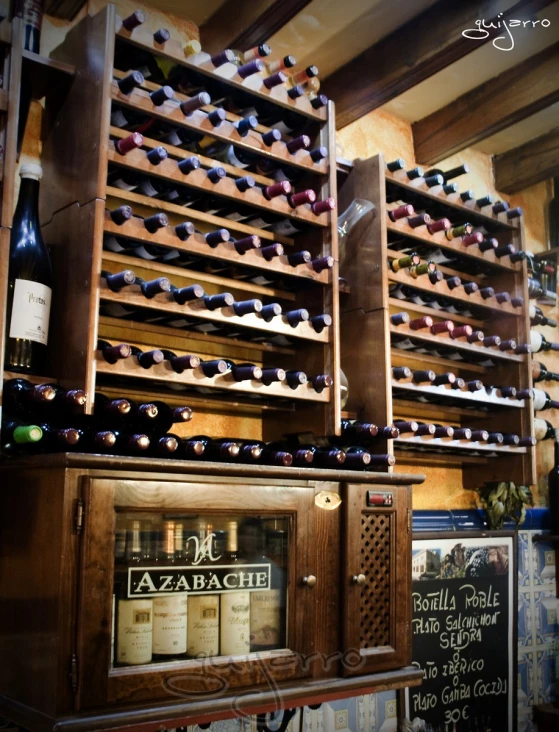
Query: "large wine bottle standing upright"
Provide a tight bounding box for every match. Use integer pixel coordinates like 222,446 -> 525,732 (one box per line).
5,165 -> 52,374
548,431 -> 559,534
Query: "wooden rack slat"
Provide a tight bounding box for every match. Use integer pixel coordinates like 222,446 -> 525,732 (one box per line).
389,325 -> 524,363
392,397 -> 489,420
99,286 -> 330,343
96,354 -> 330,403
110,82 -> 328,178
386,220 -> 518,274
388,269 -> 521,317
394,435 -> 527,455
111,70 -> 327,177
106,186 -> 295,245
385,170 -> 519,230
115,19 -> 327,122
388,297 -> 485,328
102,251 -> 297,302
391,380 -> 525,409
103,212 -> 330,286
98,315 -> 297,356
110,124 -> 274,187
107,143 -> 329,228
390,347 -> 487,374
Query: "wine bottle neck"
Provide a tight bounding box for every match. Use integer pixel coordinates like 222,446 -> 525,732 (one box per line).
16,178 -> 40,223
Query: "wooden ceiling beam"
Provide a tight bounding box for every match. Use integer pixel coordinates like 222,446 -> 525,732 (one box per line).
200,0 -> 313,54
494,126 -> 559,193
413,41 -> 559,166
322,0 -> 556,130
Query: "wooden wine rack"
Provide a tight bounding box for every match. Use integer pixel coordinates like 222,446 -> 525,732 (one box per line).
338,153 -> 535,488
33,3 -> 340,439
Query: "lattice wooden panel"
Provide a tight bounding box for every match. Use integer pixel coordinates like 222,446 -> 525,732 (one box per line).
360,513 -> 391,649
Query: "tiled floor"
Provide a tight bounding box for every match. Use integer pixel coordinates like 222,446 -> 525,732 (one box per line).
517,530 -> 558,728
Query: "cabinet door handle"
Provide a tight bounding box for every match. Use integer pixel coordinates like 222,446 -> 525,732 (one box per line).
303,575 -> 317,588
352,574 -> 366,586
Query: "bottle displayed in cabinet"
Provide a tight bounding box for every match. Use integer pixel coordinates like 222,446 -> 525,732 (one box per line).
5,166 -> 53,375
112,513 -> 289,666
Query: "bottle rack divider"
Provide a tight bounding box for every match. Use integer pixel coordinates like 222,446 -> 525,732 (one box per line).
36,3 -> 340,439
337,153 -> 535,485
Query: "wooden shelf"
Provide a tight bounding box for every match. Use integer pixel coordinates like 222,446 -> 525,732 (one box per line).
385,229 -> 519,274
3,371 -> 57,385
115,20 -> 327,122
102,251 -> 298,302
388,297 -> 485,328
22,49 -> 75,100
389,324 -> 524,364
0,89 -> 7,112
111,71 -> 328,178
96,353 -> 331,404
106,186 -> 295,246
394,435 -> 527,456
392,396 -> 490,420
388,269 -> 521,318
99,286 -> 330,344
108,143 -> 329,229
391,380 -> 525,409
391,347 -> 487,374
103,211 -> 330,287
385,171 -> 519,231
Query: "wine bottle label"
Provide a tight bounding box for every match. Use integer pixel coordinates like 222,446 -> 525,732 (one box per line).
220,591 -> 250,656
139,180 -> 159,197
110,109 -> 129,128
250,589 -> 281,648
152,594 -> 187,655
102,302 -> 132,318
272,220 -> 300,236
103,235 -> 127,253
225,145 -> 249,169
116,598 -> 153,665
111,176 -> 137,191
530,330 -> 543,352
9,279 -> 51,345
246,216 -> 272,229
132,244 -> 159,260
534,419 -> 549,441
187,595 -> 219,657
533,390 -> 547,411
15,0 -> 43,53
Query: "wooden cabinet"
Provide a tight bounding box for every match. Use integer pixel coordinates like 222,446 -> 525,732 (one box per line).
0,456 -> 423,730
341,483 -> 411,676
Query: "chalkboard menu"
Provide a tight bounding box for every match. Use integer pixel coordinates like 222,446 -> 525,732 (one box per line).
406,533 -> 516,732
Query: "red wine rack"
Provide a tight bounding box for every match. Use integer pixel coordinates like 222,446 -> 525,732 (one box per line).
34,3 -> 339,439
338,153 -> 535,487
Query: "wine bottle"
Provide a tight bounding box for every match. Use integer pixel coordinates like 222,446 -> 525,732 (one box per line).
534,418 -> 556,441
340,446 -> 373,469
143,402 -> 193,433
115,519 -> 153,666
129,345 -> 165,369
533,362 -> 559,383
533,389 -> 559,412
530,331 -> 559,353
152,520 -> 187,660
1,417 -> 43,455
3,378 -> 56,416
5,165 -> 53,374
424,163 -> 469,182
113,430 -> 151,455
266,440 -> 312,466
530,304 -> 557,328
187,594 -> 219,657
190,436 -> 240,460
220,520 -> 250,655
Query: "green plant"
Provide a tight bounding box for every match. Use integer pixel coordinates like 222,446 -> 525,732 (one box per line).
477,481 -> 533,529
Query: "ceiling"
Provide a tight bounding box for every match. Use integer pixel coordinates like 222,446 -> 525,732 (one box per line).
127,0 -> 559,164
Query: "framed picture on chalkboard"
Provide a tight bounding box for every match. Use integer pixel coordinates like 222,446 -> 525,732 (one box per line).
404,531 -> 517,732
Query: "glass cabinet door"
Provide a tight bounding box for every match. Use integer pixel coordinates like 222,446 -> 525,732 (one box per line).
76,477 -> 315,709
112,512 -> 289,667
